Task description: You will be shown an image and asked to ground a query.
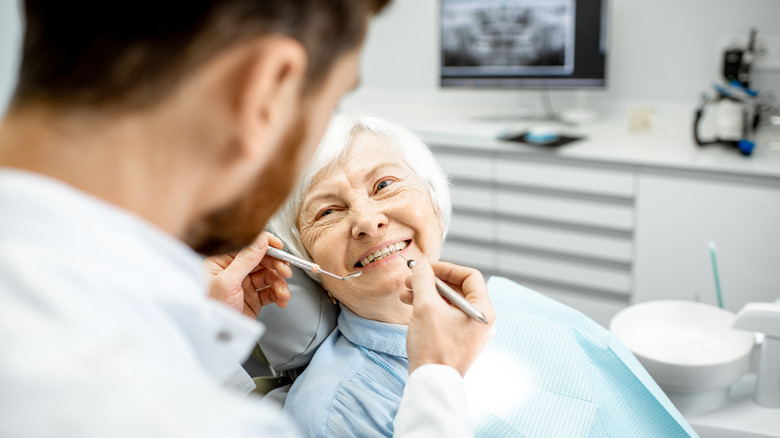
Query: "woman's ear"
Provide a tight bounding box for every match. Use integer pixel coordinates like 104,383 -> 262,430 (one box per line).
232,35 -> 308,162
433,203 -> 445,238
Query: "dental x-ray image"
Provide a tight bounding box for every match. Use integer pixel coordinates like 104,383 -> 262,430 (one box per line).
442,0 -> 575,76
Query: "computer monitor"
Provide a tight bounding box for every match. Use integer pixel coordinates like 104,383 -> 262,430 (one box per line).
441,0 -> 608,89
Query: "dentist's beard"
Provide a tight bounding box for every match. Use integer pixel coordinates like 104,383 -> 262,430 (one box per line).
184,115 -> 307,256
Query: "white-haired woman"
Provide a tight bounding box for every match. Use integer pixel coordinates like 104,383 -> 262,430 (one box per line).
270,113 -> 453,322
268,114 -> 696,438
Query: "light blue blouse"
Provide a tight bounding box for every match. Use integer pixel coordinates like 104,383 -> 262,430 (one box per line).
283,305 -> 410,437
284,277 -> 699,438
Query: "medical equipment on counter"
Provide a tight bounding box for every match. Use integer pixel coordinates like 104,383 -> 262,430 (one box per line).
733,301 -> 780,409
400,254 -> 488,324
265,246 -> 362,281
693,81 -> 759,156
722,28 -> 757,89
525,125 -> 562,145
692,27 -> 769,156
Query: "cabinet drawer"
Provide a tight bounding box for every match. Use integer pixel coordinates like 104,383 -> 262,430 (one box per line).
496,190 -> 634,231
441,240 -> 495,272
498,221 -> 632,263
497,160 -> 635,198
450,183 -> 491,211
497,250 -> 631,296
448,213 -> 492,241
524,284 -> 628,328
436,152 -> 492,181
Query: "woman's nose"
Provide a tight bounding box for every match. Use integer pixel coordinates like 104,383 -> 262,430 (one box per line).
351,202 -> 388,239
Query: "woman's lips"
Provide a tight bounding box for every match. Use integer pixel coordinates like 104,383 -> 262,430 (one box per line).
355,247 -> 410,273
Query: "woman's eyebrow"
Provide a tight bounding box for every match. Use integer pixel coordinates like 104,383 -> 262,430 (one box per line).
361,162 -> 406,182
301,191 -> 338,212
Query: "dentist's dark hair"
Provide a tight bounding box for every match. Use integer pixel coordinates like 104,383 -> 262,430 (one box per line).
12,0 -> 390,110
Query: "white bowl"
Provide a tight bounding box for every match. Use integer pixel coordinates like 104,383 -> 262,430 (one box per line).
610,300 -> 755,414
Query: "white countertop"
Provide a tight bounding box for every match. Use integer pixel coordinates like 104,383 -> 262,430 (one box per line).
686,374 -> 780,438
339,89 -> 780,180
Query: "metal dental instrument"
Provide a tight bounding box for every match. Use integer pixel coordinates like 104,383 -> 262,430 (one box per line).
265,246 -> 362,281
400,254 -> 488,325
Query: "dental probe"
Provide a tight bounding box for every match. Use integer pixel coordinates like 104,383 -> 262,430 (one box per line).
265,246 -> 362,281
400,255 -> 488,325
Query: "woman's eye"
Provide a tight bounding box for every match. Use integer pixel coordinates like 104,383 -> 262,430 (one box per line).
318,209 -> 334,219
376,179 -> 394,192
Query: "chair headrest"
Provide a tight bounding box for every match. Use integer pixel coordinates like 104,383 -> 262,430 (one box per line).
255,266 -> 339,370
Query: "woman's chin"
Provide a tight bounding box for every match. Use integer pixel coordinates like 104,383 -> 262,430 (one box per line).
348,297 -> 413,325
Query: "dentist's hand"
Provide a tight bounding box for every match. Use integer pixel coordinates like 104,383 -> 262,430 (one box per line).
204,232 -> 293,319
402,261 -> 495,376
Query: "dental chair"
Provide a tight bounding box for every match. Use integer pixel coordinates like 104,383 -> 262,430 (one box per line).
244,266 -> 338,405
245,269 -> 698,437
245,268 -> 698,438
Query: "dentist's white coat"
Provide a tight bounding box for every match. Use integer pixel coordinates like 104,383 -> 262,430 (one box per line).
0,168 -> 471,438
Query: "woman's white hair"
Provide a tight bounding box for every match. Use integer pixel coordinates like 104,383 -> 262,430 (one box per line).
268,113 -> 451,281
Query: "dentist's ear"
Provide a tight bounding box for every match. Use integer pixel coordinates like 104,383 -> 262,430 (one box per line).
232,35 -> 308,163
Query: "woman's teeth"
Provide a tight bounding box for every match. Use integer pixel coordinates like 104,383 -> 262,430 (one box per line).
358,241 -> 409,267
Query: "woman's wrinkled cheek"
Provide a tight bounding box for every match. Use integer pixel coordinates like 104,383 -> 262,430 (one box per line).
301,221 -> 342,267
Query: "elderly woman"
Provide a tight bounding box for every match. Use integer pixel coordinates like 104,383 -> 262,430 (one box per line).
268,114 -> 696,438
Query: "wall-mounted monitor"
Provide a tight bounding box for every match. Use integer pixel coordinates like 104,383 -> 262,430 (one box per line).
441,0 -> 608,89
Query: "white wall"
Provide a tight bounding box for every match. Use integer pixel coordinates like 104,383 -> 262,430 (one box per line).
2,0 -> 778,111
361,0 -> 780,100
0,0 -> 21,115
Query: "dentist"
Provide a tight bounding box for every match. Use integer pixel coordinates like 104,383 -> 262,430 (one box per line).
0,1 -> 494,437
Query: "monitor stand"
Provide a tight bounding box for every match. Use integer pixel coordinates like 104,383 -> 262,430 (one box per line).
535,89 -> 578,127
471,89 -> 595,129
528,89 -> 600,126
560,90 -> 599,124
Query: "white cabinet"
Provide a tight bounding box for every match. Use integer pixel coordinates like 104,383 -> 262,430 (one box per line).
496,189 -> 634,231
634,172 -> 780,312
496,159 -> 636,198
434,143 -> 780,328
436,146 -> 635,328
437,149 -> 497,274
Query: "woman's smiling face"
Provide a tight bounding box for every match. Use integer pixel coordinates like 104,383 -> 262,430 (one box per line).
297,131 -> 443,323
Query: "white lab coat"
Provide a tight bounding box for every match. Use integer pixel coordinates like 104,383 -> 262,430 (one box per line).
0,168 -> 471,438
